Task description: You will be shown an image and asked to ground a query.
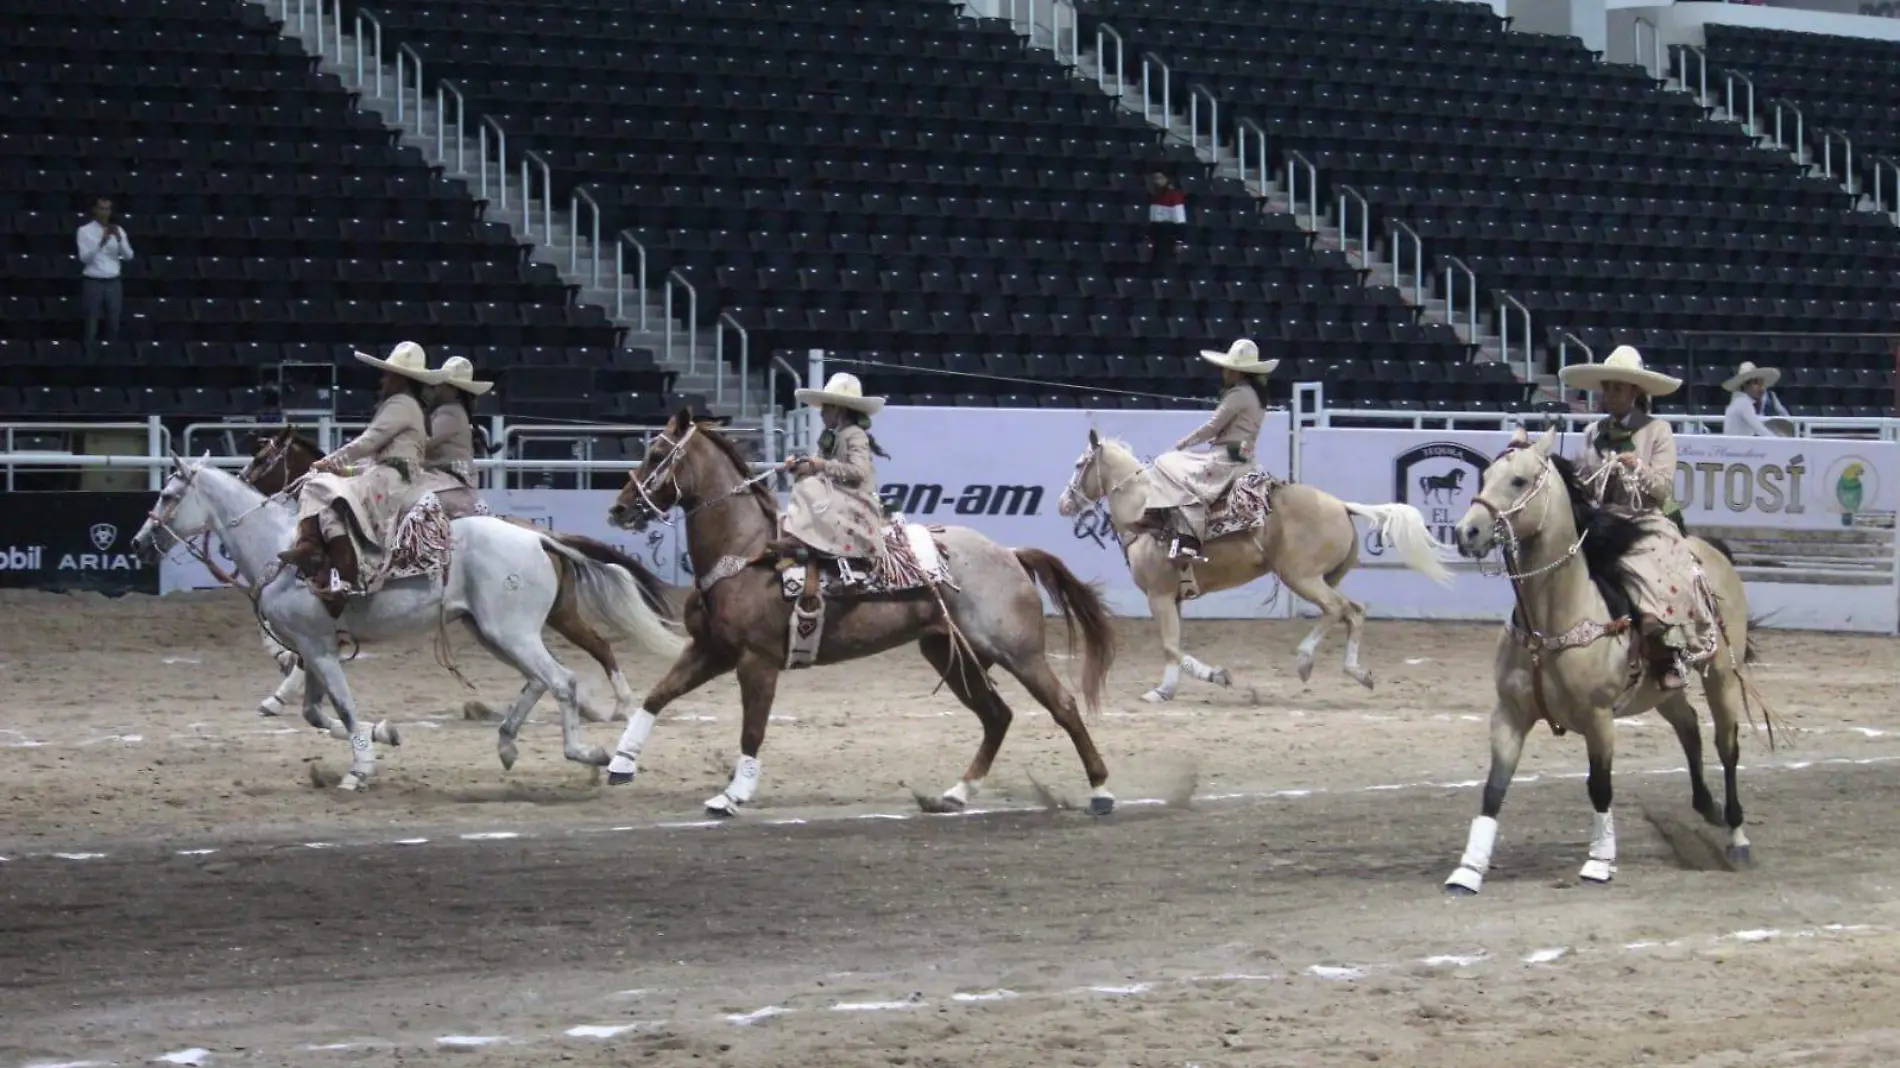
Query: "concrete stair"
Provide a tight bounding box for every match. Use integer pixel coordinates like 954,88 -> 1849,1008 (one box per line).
254,0 -> 768,421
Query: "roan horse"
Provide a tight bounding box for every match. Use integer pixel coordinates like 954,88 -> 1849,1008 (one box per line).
1445,426 -> 1767,893
1059,429 -> 1454,701
237,428 -> 677,726
603,409 -> 1119,818
132,455 -> 685,789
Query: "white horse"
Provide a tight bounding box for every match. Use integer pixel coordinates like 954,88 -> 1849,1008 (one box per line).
132,455 -> 685,789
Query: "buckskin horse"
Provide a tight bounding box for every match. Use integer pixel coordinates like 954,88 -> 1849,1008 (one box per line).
602,409 -> 1118,818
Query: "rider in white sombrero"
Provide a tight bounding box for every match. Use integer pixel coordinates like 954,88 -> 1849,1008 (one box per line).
775,372 -> 893,605
418,355 -> 495,519
1139,338 -> 1279,567
1719,361 -> 1789,437
278,341 -> 432,608
1557,344 -> 1709,691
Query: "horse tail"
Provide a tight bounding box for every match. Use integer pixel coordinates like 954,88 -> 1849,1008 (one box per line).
1341,502 -> 1456,586
541,532 -> 678,622
1013,547 -> 1116,714
537,534 -> 687,658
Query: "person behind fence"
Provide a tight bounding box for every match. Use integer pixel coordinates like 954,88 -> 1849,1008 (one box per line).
277,342 -> 432,601
1138,337 -> 1278,567
770,372 -> 893,606
1559,345 -> 1712,692
419,355 -> 493,519
1720,361 -> 1789,437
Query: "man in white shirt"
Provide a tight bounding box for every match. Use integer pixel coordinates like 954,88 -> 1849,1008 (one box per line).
76,196 -> 133,345
1721,361 -> 1789,436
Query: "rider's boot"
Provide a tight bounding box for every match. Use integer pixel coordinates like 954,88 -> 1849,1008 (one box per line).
1638,615 -> 1686,691
315,534 -> 357,619
278,515 -> 327,577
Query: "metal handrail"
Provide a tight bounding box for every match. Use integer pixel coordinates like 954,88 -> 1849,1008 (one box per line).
1285,150 -> 1318,231
1187,83 -> 1220,161
766,352 -> 804,459
1556,331 -> 1594,375
353,8 -> 384,98
1768,98 -> 1804,161
437,79 -> 466,174
1495,293 -> 1534,381
1632,16 -> 1661,81
716,311 -> 751,419
329,0 -> 345,65
312,0 -> 329,59
522,149 -> 553,241
570,186 -> 604,290
1336,186 -> 1371,267
615,229 -> 649,331
1443,256 -> 1478,344
1235,117 -> 1269,196
396,43 -> 425,137
1389,220 -> 1422,296
1874,156 -> 1900,221
1094,24 -> 1126,98
478,116 -> 508,211
1676,43 -> 1710,108
1823,128 -> 1857,196
1723,69 -> 1757,138
1049,0 -> 1079,69
1139,51 -> 1171,128
664,270 -> 699,376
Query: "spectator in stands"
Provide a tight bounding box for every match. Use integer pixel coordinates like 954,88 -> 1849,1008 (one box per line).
76,196 -> 132,345
1145,171 -> 1187,268
1720,362 -> 1789,437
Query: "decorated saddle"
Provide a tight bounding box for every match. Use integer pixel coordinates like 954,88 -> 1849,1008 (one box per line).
1138,468 -> 1283,545
308,491 -> 456,598
779,519 -> 957,602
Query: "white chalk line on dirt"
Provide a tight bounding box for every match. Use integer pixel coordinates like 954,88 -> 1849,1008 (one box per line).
23,921 -> 1886,1067
7,752 -> 1899,867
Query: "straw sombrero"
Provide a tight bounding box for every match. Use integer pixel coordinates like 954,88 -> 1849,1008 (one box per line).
1198,338 -> 1279,376
1720,361 -> 1780,393
430,355 -> 494,396
353,340 -> 435,383
794,372 -> 885,415
1557,345 -> 1681,396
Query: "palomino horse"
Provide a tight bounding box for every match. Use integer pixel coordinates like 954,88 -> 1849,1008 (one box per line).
602,409 -> 1118,818
1058,430 -> 1454,701
237,428 -> 676,726
132,456 -> 685,789
1445,426 -> 1765,893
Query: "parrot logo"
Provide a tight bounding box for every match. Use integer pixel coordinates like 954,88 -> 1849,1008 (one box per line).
1827,458 -> 1870,527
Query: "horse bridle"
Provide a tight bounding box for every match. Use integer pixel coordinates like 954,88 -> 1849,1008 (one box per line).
1059,442 -> 1144,519
624,424 -> 699,527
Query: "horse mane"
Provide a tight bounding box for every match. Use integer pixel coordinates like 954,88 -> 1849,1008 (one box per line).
692,419 -> 777,514
1545,453 -> 1645,624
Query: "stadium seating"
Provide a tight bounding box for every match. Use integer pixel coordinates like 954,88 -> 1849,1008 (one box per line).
0,0 -> 671,425
336,0 -> 1498,410
1074,0 -> 1900,416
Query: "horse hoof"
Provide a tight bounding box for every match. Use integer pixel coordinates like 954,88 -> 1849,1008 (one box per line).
259,696 -> 286,717
337,773 -> 364,792
1348,668 -> 1376,691
607,770 -> 635,786
935,792 -> 967,813
1089,793 -> 1115,816
1444,867 -> 1484,895
1726,844 -> 1753,867
1139,689 -> 1172,704
1578,859 -> 1616,884
1295,659 -> 1315,684
1210,668 -> 1232,688
372,720 -> 400,747
705,794 -> 741,818
1443,883 -> 1478,897
498,743 -> 519,771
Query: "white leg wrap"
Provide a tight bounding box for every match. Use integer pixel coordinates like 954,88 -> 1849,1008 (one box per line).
1445,816 -> 1498,893
347,725 -> 375,778
725,754 -> 762,804
1730,826 -> 1751,851
1143,663 -> 1181,703
942,779 -> 976,806
1182,655 -> 1220,683
1579,810 -> 1617,883
606,709 -> 657,776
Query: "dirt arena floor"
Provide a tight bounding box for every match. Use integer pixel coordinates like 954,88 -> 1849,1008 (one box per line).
2,586 -> 1899,1067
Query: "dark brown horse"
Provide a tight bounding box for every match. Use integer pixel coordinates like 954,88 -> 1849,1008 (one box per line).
239,428 -> 678,726
602,408 -> 1118,818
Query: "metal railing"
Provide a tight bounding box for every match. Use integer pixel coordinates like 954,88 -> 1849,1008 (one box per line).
478,116 -> 508,211
1724,69 -> 1757,138
1235,117 -> 1269,196
715,312 -> 751,419
352,8 -> 384,98
1675,43 -> 1710,108
396,43 -> 425,139
1442,255 -> 1478,343
615,230 -> 649,331
1,419 -> 172,491
1556,331 -> 1594,375
570,186 -> 605,289
1187,83 -> 1220,160
1093,24 -> 1126,98
1139,51 -> 1171,128
1768,98 -> 1804,161
1495,293 -> 1534,381
1823,128 -> 1857,196
663,270 -> 699,375
1336,186 -> 1370,265
1285,150 -> 1319,231
1046,0 -> 1079,69
1874,156 -> 1900,221
1388,220 -> 1423,298
1632,16 -> 1662,81
436,79 -> 466,174
521,149 -> 554,241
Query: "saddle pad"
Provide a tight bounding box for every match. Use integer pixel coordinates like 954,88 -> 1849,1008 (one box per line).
780,521 -> 955,602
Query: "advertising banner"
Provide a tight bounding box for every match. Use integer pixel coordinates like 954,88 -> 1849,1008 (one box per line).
0,492 -> 161,596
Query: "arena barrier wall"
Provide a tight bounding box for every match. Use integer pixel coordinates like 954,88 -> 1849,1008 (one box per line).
0,491 -> 161,596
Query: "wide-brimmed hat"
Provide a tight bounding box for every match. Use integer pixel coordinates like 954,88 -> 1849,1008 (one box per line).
1721,361 -> 1780,393
794,372 -> 885,415
353,340 -> 435,384
430,355 -> 494,395
1557,345 -> 1681,397
1198,338 -> 1279,376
